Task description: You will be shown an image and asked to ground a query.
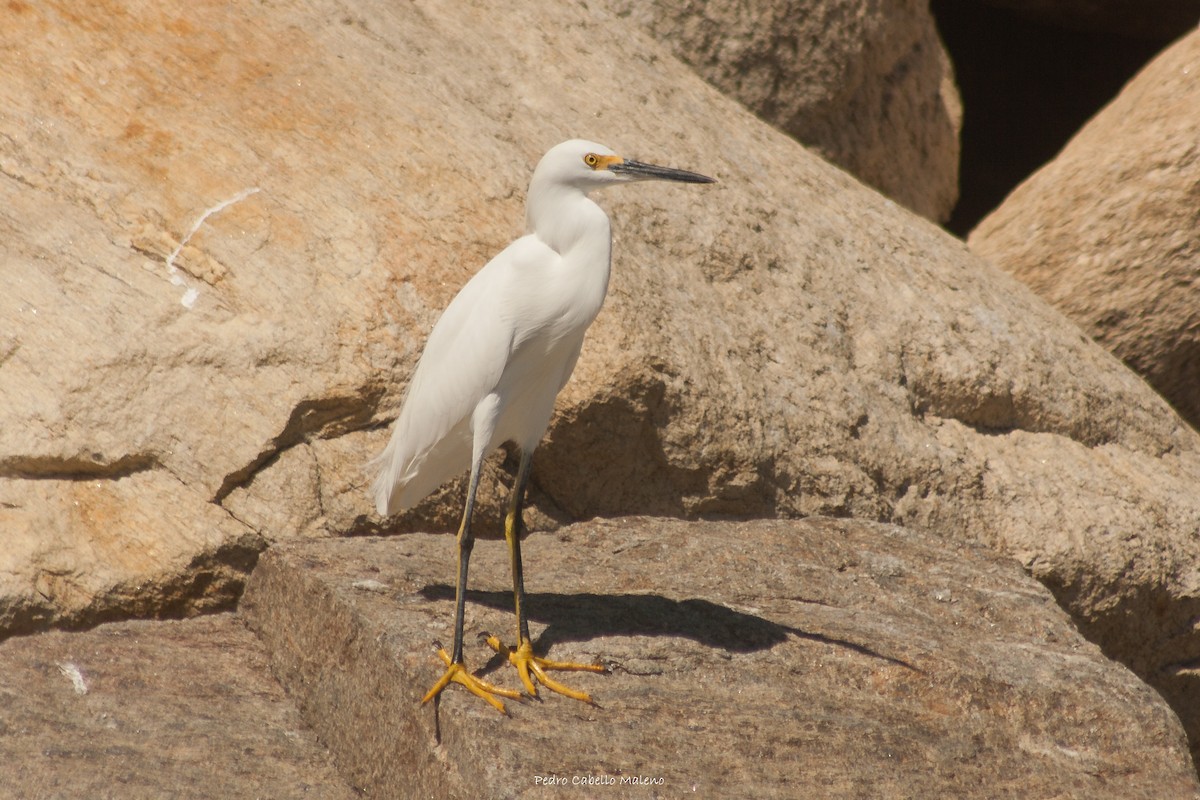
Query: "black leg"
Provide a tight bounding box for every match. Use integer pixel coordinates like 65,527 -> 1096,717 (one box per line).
421,452 -> 522,713
487,449 -> 605,703
505,451 -> 534,646
449,455 -> 482,665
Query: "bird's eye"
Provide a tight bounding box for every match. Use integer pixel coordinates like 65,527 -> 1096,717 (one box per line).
583,153 -> 600,168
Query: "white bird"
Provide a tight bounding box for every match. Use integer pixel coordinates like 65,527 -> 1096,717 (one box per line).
372,139 -> 715,713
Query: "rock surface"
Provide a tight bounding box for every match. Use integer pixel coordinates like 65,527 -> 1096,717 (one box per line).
970,28 -> 1200,431
241,517 -> 1200,799
5,0 -> 1200,771
0,614 -> 356,799
611,0 -> 961,222
0,473 -> 257,635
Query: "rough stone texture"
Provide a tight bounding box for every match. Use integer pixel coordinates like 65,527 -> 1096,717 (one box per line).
5,0 -> 1200,769
0,474 -> 258,635
974,0 -> 1200,40
970,28 -> 1200,431
0,614 -> 356,799
610,0 -> 962,222
240,518 -> 1200,799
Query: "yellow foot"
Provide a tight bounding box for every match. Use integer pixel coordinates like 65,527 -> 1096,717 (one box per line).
485,635 -> 606,704
421,647 -> 523,714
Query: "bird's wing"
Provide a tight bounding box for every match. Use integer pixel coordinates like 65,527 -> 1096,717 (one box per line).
371,235 -> 557,514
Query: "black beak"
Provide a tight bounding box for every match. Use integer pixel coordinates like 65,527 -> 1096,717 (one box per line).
610,159 -> 717,184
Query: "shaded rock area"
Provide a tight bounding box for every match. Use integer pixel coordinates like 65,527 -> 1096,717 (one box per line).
613,0 -> 962,222
0,615 -> 356,799
241,518 -> 1200,799
972,0 -> 1200,40
970,28 -> 1200,431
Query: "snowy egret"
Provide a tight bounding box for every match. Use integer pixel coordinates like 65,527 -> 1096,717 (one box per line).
372,139 -> 715,713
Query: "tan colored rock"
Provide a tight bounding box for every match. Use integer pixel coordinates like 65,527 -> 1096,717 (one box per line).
3,0 -> 1200,768
0,615 -> 356,799
969,29 -> 1200,430
0,473 -> 253,635
610,0 -> 962,222
241,518 -> 1200,799
974,0 -> 1200,40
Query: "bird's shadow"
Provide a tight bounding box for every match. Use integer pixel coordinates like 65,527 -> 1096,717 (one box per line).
418,584 -> 916,672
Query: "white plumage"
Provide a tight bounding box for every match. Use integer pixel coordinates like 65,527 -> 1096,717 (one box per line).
371,140 -> 620,516
368,138 -> 713,712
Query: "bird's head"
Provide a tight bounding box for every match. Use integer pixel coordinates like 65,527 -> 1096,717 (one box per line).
533,139 -> 716,193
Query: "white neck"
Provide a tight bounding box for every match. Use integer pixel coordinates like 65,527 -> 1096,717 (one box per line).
525,178 -> 612,260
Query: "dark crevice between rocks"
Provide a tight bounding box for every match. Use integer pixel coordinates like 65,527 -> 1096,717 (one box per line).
929,1 -> 1173,236
213,389 -> 385,504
